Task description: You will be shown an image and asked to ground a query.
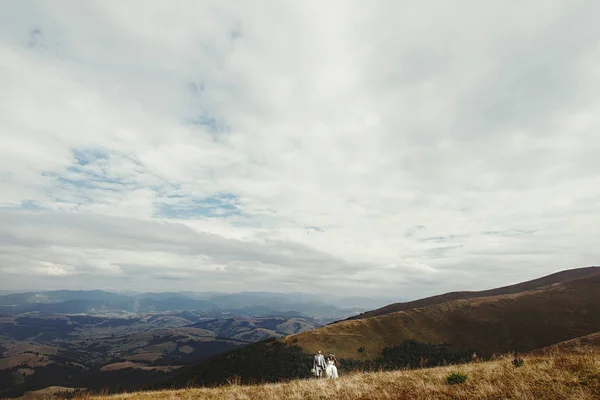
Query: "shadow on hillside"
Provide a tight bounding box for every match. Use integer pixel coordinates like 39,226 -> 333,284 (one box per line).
158,339 -> 475,390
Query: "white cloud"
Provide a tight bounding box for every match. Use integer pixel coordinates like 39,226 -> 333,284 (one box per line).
0,0 -> 599,297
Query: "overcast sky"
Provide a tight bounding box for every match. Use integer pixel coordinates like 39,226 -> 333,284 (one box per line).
0,1 -> 599,298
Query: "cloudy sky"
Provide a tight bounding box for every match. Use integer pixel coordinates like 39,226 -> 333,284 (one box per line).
0,1 -> 599,298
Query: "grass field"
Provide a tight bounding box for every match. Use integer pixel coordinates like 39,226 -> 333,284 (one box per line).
78,352 -> 600,400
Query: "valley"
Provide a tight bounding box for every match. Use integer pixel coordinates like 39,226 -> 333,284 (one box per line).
0,291 -> 364,397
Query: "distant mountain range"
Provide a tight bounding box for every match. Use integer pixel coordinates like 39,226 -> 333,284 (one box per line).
0,290 -> 377,320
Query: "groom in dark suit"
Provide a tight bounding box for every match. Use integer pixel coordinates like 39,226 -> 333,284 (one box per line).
313,350 -> 327,378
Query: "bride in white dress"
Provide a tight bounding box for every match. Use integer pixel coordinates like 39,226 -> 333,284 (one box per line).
325,354 -> 339,379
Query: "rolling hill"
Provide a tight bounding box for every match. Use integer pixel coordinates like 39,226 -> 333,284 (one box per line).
190,316 -> 321,342
0,321 -> 245,397
347,266 -> 600,321
284,267 -> 600,360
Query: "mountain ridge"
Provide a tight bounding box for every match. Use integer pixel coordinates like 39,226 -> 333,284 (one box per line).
0,290 -> 366,320
347,266 -> 600,321
284,267 -> 600,360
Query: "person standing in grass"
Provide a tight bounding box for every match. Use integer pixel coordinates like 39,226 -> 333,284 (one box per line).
325,354 -> 339,379
313,350 -> 327,378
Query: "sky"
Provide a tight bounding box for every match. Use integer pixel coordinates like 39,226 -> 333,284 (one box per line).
0,1 -> 599,298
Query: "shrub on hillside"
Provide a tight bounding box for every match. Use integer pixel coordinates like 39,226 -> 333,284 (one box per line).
378,340 -> 472,370
446,372 -> 468,385
512,358 -> 524,368
59,389 -> 88,399
162,339 -> 313,388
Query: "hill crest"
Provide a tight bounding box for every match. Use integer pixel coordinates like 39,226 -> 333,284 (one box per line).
347,266 -> 600,321
283,267 -> 600,360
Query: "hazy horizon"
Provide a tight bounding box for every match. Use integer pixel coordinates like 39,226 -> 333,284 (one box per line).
2,266 -> 593,301
1,1 -> 599,297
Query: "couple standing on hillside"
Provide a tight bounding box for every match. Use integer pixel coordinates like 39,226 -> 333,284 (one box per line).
313,350 -> 339,379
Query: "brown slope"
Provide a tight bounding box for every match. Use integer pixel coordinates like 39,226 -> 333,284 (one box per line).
528,331 -> 600,355
283,270 -> 600,360
349,266 -> 600,320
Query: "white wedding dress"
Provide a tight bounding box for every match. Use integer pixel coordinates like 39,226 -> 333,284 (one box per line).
325,360 -> 338,379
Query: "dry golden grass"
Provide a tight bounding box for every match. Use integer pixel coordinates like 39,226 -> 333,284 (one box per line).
78,353 -> 600,400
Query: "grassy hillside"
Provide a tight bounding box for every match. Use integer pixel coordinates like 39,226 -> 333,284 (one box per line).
349,266 -> 600,320
85,353 -> 600,400
284,270 -> 600,360
529,331 -> 600,355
